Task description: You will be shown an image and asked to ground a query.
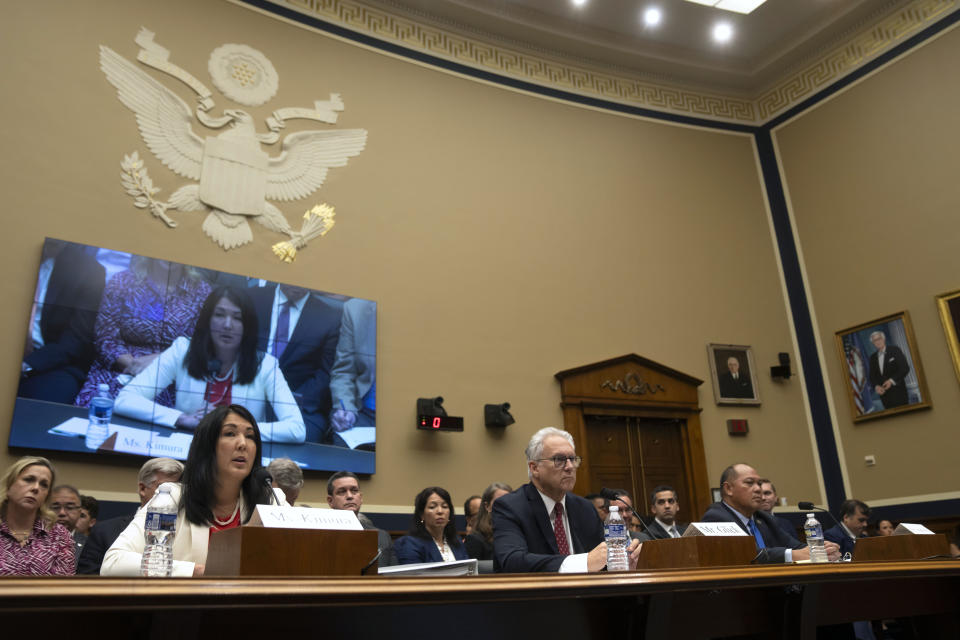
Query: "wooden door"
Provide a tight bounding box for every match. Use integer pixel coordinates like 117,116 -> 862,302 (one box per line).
583,415 -> 691,524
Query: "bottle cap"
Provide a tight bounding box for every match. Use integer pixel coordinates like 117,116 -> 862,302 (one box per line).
609,506 -> 618,512
807,513 -> 814,518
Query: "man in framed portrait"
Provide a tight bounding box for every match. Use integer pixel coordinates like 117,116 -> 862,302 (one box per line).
868,330 -> 910,409
718,355 -> 753,399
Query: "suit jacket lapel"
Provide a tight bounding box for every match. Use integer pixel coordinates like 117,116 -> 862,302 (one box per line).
719,502 -> 751,535
526,484 -> 559,554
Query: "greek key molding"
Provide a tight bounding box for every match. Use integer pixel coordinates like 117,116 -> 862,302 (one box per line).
249,0 -> 960,125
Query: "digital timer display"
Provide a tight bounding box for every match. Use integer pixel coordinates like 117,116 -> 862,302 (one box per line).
417,415 -> 464,432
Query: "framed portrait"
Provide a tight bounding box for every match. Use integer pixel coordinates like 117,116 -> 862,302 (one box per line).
935,289 -> 960,387
834,311 -> 931,423
707,343 -> 760,406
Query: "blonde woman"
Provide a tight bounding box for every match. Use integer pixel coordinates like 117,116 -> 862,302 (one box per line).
0,456 -> 75,575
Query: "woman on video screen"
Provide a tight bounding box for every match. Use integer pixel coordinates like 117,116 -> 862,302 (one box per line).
114,286 -> 305,443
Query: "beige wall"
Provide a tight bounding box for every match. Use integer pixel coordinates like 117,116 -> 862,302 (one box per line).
0,0 -> 818,511
774,24 -> 960,505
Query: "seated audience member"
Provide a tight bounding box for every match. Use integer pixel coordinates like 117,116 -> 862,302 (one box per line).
251,284 -> 343,443
463,494 -> 481,536
75,256 -> 211,409
493,427 -> 641,573
395,487 -> 469,564
326,471 -> 396,567
114,286 -> 305,443
608,489 -> 645,541
950,525 -> 960,558
0,456 -> 74,575
584,493 -> 609,522
329,298 -> 376,435
464,482 -> 513,561
875,519 -> 895,537
102,405 -> 286,576
267,458 -> 304,506
702,463 -> 841,563
638,485 -> 686,540
51,484 -> 85,563
759,478 -> 799,540
76,495 -> 99,536
77,457 -> 183,575
824,499 -> 870,558
19,240 -> 105,404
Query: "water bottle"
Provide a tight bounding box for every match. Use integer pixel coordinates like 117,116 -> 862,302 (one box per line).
803,513 -> 829,563
604,505 -> 629,571
141,485 -> 177,577
85,383 -> 113,450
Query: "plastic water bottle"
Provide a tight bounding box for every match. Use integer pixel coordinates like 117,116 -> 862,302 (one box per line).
85,383 -> 113,450
604,505 -> 629,571
141,485 -> 177,577
803,513 -> 829,563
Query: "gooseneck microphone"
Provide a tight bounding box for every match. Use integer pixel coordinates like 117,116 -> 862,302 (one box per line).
600,487 -> 654,538
253,468 -> 281,506
797,501 -> 842,533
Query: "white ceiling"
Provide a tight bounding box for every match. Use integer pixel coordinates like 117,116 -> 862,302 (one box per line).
361,0 -> 910,94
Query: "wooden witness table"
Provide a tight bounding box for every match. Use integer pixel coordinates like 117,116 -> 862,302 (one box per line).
1,561 -> 958,639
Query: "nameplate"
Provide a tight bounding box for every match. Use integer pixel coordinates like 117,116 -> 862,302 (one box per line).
248,505 -> 363,530
682,522 -> 749,537
893,523 -> 934,535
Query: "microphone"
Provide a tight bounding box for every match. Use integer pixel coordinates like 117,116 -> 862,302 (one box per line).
206,358 -> 222,380
361,548 -> 383,575
797,501 -> 843,533
600,487 -> 654,538
253,468 -> 281,506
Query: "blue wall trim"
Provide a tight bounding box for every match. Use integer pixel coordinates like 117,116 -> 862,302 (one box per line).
752,131 -> 846,512
237,0 -> 960,520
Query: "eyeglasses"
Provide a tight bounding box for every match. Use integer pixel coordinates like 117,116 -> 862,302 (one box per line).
535,455 -> 582,469
51,503 -> 80,512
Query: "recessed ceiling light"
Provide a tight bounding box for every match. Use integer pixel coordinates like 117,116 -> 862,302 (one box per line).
712,22 -> 733,43
571,0 -> 588,8
643,7 -> 662,27
685,0 -> 766,14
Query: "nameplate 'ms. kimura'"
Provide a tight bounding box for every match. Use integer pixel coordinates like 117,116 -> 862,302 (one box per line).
248,505 -> 363,530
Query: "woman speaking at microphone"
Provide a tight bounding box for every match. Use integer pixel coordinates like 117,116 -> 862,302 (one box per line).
114,285 -> 305,443
102,404 -> 286,576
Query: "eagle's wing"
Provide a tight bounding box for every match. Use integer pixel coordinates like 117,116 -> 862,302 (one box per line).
99,45 -> 203,180
266,129 -> 367,201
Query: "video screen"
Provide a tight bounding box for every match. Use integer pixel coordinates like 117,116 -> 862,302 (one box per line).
10,238 -> 376,473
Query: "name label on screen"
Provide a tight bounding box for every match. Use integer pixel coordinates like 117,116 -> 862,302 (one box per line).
682,522 -> 749,537
249,505 -> 363,530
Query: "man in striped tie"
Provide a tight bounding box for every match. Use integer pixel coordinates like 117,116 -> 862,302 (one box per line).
492,427 -> 641,573
702,463 -> 840,563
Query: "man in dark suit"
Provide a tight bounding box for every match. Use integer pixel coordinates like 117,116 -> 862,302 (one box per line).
493,427 -> 640,573
868,331 -> 910,409
824,499 -> 871,558
759,478 -> 799,541
717,355 -> 753,399
19,241 -> 105,403
251,284 -> 343,443
77,457 -> 183,575
701,463 -> 841,564
637,485 -> 687,541
326,471 -> 396,567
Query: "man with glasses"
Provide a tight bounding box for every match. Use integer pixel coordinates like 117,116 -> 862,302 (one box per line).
637,485 -> 686,540
51,485 -> 85,565
493,427 -> 641,573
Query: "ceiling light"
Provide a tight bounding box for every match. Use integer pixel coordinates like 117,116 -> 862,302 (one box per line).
684,0 -> 766,14
571,0 -> 588,8
643,7 -> 662,27
712,22 -> 733,43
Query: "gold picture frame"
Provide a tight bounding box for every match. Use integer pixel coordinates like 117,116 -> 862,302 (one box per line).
834,311 -> 931,423
935,289 -> 960,386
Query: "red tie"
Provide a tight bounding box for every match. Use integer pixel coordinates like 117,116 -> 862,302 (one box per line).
553,502 -> 570,555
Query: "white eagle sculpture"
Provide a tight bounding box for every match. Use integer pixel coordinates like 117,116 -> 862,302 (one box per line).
99,43 -> 367,251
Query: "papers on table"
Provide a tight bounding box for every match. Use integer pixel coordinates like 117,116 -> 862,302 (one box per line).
378,559 -> 478,577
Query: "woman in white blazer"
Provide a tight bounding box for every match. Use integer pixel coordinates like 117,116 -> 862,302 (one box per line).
101,404 -> 287,576
114,285 -> 305,443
